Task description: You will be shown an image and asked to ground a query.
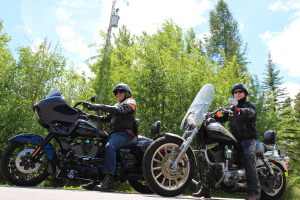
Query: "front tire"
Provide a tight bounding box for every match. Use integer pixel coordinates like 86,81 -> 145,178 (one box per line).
261,162 -> 286,200
143,137 -> 195,197
1,142 -> 49,186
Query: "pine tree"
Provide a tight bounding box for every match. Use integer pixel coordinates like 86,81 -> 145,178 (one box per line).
294,92 -> 300,123
205,0 -> 248,75
262,51 -> 287,111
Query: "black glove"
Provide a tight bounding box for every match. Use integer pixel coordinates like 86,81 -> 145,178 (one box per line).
82,102 -> 103,111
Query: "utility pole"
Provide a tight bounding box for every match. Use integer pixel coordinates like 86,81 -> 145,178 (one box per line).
105,0 -> 119,55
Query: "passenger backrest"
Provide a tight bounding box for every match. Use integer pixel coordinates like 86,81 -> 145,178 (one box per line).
151,121 -> 161,136
263,130 -> 276,145
133,119 -> 140,135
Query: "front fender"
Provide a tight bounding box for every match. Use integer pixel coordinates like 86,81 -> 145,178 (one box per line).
9,133 -> 57,174
164,133 -> 197,167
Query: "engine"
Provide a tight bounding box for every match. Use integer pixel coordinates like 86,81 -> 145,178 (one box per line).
70,139 -> 104,158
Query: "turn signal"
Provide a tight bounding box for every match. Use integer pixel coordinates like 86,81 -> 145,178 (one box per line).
216,112 -> 222,117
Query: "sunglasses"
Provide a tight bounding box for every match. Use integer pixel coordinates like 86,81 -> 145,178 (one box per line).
234,90 -> 244,94
114,90 -> 125,95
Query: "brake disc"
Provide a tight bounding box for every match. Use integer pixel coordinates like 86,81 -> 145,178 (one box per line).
161,153 -> 184,180
15,149 -> 42,174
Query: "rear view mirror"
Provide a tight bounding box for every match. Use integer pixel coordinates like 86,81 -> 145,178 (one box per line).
90,96 -> 96,103
228,98 -> 238,106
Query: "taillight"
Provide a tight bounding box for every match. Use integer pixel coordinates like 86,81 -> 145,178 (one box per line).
285,162 -> 289,168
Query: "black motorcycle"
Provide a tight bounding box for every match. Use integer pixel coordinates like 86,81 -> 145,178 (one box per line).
0,89 -> 153,194
143,84 -> 290,200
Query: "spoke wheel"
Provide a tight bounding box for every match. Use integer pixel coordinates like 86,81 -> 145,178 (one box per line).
143,137 -> 195,197
1,142 -> 49,186
261,163 -> 286,200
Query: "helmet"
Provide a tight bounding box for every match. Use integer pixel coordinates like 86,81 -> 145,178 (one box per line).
113,83 -> 131,100
231,83 -> 248,96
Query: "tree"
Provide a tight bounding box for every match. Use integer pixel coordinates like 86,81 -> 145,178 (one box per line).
262,51 -> 287,111
205,0 -> 248,75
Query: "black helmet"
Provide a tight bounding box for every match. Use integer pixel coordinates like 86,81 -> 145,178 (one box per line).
231,83 -> 248,96
113,83 -> 131,100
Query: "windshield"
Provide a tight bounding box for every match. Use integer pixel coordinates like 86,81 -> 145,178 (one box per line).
46,88 -> 62,98
180,84 -> 215,129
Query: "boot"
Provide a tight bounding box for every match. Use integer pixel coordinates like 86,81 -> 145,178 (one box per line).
93,174 -> 114,192
82,180 -> 100,190
192,186 -> 211,198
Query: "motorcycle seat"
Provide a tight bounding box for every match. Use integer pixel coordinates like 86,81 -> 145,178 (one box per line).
122,136 -> 138,148
256,143 -> 273,156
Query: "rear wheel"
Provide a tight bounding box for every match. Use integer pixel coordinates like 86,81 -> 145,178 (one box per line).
0,142 -> 49,186
261,163 -> 286,200
128,179 -> 153,194
143,137 -> 195,197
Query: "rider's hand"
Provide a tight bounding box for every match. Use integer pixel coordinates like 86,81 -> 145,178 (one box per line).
82,102 -> 103,111
233,108 -> 242,115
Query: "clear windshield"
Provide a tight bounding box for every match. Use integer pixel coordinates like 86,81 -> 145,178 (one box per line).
180,84 -> 215,129
46,88 -> 62,98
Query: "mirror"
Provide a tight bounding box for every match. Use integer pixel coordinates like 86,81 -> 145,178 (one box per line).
90,96 -> 96,103
228,98 -> 238,106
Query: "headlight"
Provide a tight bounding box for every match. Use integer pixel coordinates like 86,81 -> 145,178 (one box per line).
187,113 -> 196,125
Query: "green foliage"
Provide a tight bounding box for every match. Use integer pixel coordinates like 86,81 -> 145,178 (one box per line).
205,0 -> 248,75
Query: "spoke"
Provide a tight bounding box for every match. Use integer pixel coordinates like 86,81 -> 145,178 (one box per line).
172,146 -> 175,153
161,177 -> 166,185
175,179 -> 179,186
158,151 -> 164,159
155,172 -> 163,179
153,166 -> 161,170
169,179 -> 171,187
164,146 -> 168,155
153,159 -> 162,163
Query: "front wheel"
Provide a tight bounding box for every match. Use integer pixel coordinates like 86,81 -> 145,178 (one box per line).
261,163 -> 286,200
1,142 -> 49,186
142,137 -> 195,197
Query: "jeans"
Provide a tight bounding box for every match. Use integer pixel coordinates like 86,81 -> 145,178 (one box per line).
239,139 -> 261,200
103,132 -> 134,175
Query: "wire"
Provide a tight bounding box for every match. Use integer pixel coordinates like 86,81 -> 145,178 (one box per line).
26,0 -> 101,14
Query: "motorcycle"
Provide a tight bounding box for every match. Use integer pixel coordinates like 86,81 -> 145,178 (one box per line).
0,89 -> 153,194
143,83 -> 290,199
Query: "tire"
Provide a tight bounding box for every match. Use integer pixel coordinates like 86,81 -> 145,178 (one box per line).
128,179 -> 153,194
142,137 -> 195,197
261,162 -> 286,200
0,142 -> 50,186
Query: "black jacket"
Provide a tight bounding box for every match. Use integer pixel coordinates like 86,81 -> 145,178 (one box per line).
214,100 -> 259,141
88,98 -> 136,135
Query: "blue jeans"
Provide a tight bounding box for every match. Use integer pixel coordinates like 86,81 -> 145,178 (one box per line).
103,132 -> 134,175
239,139 -> 261,200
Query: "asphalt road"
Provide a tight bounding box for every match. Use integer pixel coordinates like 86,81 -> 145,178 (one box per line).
0,186 -> 244,200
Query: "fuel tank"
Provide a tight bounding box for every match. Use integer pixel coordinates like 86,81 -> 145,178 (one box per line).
72,119 -> 109,139
206,123 -> 237,143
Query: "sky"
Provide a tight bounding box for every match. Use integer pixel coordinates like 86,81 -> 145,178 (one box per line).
1,0 -> 300,100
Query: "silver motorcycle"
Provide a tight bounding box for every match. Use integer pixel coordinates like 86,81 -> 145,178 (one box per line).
143,83 -> 290,200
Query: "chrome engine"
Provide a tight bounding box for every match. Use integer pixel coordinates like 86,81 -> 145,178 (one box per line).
70,140 -> 101,158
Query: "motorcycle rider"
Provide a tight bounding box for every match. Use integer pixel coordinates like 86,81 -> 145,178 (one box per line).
193,83 -> 260,200
81,83 -> 136,192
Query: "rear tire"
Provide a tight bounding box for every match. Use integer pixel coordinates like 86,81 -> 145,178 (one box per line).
128,179 -> 153,194
261,162 -> 286,200
1,142 -> 49,186
143,137 -> 195,197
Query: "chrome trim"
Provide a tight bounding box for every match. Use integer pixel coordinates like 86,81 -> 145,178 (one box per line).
206,123 -> 237,143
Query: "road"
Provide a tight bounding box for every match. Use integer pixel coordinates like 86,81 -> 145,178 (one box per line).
0,186 -> 244,200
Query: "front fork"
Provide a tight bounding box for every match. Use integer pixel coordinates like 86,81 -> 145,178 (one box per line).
171,129 -> 197,169
31,131 -> 54,160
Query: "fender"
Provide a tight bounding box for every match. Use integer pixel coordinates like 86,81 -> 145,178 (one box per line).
9,133 -> 57,174
164,133 -> 197,167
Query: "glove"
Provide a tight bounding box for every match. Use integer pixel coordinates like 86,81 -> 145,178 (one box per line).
82,102 -> 103,111
233,108 -> 242,115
